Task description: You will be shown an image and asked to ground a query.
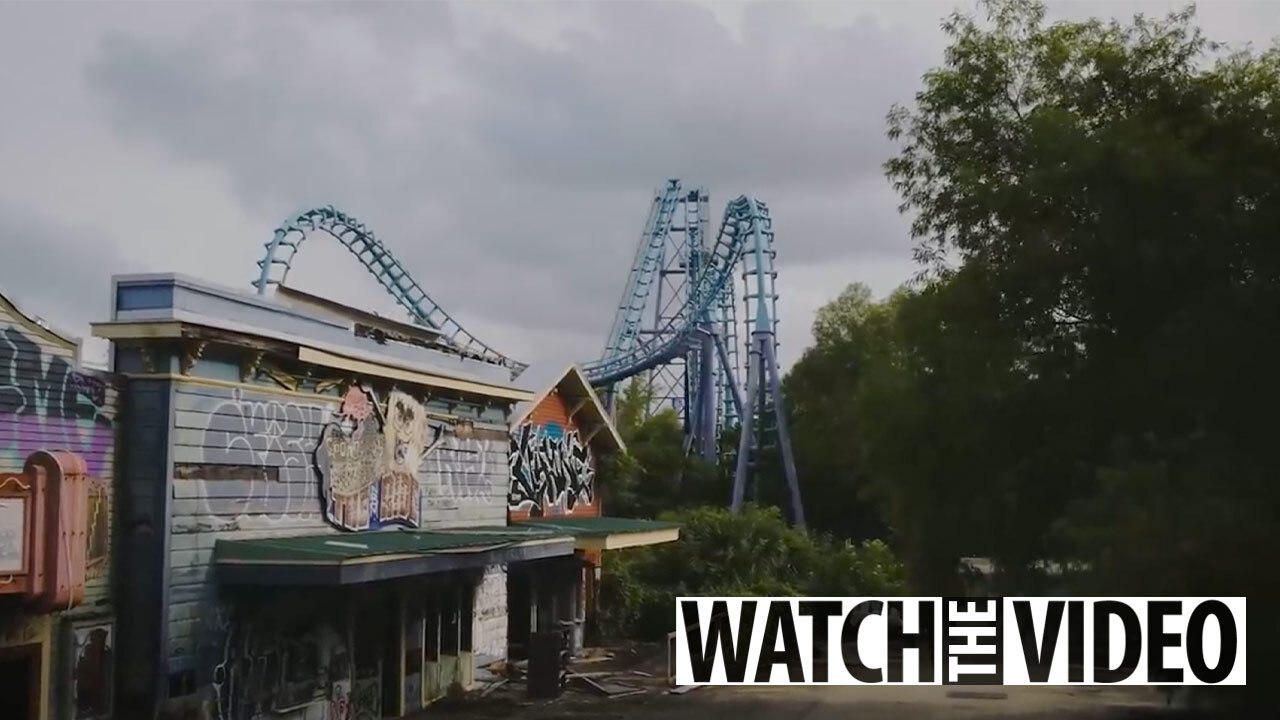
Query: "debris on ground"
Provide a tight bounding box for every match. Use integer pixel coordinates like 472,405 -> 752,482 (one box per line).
480,679 -> 509,697
452,641 -> 687,717
569,672 -> 645,698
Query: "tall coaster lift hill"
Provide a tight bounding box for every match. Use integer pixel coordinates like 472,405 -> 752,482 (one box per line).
251,179 -> 804,528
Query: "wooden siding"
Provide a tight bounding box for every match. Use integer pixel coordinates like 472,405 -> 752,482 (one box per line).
164,379 -> 510,670
0,298 -> 120,720
509,389 -> 601,520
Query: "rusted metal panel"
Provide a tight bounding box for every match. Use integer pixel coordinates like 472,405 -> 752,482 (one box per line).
0,451 -> 92,610
26,450 -> 90,611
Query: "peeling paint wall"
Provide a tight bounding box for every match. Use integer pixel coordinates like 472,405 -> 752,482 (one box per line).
471,564 -> 507,664
166,377 -> 510,674
0,292 -> 118,720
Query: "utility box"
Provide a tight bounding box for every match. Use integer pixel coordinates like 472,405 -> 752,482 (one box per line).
526,630 -> 568,699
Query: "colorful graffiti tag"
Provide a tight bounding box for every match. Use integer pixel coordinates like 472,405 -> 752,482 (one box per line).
508,422 -> 594,514
0,327 -> 113,475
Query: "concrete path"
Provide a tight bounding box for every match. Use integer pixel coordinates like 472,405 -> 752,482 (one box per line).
437,683 -> 1171,720
643,684 -> 1168,720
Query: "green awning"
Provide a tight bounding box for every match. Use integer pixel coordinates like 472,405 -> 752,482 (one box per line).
215,525 -> 575,586
515,516 -> 681,551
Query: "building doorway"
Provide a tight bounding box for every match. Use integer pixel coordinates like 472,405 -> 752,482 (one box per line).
0,643 -> 41,720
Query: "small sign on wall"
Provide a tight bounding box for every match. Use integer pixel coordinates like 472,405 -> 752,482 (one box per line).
0,494 -> 28,574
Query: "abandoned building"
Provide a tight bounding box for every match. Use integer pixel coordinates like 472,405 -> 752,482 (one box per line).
1,271 -> 682,720
1,286 -> 117,720
85,273 -> 555,719
505,366 -> 680,657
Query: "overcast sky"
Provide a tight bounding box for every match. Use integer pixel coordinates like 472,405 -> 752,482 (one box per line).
2,1 -> 1277,381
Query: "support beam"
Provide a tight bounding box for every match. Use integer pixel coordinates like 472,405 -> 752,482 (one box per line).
763,338 -> 805,530
566,397 -> 589,420
698,328 -> 716,462
713,331 -> 744,420
731,336 -> 760,511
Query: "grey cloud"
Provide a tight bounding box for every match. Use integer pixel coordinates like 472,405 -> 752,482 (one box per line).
0,201 -> 146,341
78,0 -> 1275,371
80,1 -> 931,369
453,2 -> 929,192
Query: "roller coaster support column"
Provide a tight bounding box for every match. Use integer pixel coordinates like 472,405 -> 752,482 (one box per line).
697,329 -> 717,462
730,335 -> 759,512
732,330 -> 805,529
764,335 -> 804,529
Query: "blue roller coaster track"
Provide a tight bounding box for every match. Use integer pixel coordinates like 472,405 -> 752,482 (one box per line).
582,180 -> 805,528
249,186 -> 803,528
252,206 -> 528,379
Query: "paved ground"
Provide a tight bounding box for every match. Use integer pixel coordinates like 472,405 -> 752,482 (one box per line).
423,642 -> 1178,720
434,683 -> 1174,720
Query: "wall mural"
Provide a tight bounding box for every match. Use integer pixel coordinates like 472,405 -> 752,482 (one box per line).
508,422 -> 595,514
0,326 -> 113,476
188,383 -> 496,537
318,386 -> 441,531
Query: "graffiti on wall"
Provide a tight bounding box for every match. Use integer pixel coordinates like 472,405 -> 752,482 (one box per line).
508,422 -> 595,514
318,386 -> 440,531
472,564 -> 507,659
73,621 -> 114,719
0,326 -> 113,476
211,601 -> 351,720
350,678 -> 380,720
380,390 -> 430,524
198,388 -> 332,527
422,434 -> 500,507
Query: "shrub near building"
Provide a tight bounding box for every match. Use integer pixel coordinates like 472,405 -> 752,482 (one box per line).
598,505 -> 906,641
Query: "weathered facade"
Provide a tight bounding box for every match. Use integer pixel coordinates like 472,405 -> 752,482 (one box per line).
0,288 -> 118,720
505,367 -> 678,655
90,274 -> 564,720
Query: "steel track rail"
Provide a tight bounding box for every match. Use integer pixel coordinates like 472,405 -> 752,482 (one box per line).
253,206 -> 528,379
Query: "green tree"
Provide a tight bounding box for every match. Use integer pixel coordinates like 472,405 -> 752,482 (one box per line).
880,0 -> 1280,709
782,283 -> 901,542
599,378 -> 723,517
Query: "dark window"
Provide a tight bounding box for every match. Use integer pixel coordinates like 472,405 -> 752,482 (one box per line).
404,607 -> 423,676
165,669 -> 195,700
74,624 -> 114,718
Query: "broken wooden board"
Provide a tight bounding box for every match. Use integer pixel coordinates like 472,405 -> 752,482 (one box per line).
570,674 -> 643,697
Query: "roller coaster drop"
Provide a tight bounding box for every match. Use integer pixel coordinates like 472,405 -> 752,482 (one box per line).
251,179 -> 804,528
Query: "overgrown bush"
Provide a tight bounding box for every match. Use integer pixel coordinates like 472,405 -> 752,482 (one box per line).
597,504 -> 907,640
